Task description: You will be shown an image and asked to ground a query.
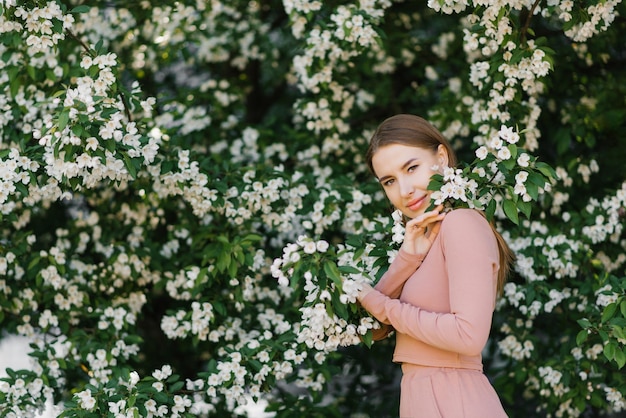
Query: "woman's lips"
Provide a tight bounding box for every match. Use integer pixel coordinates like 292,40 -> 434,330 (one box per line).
407,195 -> 425,211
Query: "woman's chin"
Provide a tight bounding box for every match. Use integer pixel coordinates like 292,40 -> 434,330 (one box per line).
403,209 -> 424,219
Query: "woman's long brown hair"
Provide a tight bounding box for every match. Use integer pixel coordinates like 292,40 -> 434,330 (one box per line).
366,114 -> 515,295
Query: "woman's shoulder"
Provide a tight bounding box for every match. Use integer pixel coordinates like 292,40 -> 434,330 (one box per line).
438,208 -> 498,256
440,208 -> 491,234
443,207 -> 487,222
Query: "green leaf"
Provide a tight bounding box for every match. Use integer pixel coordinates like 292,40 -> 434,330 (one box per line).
427,180 -> 443,191
330,289 -> 348,318
338,265 -> 360,274
27,65 -> 36,80
465,197 -> 478,209
160,159 -> 177,174
612,325 -> 626,341
227,259 -> 237,278
169,380 -> 184,392
485,198 -> 496,221
153,391 -> 169,403
527,171 -> 547,187
212,302 -> 226,316
609,318 -> 626,327
604,341 -> 616,361
362,330 -> 373,348
323,261 -> 342,288
9,71 -> 21,97
345,235 -> 363,249
58,110 -> 70,131
575,329 -> 587,346
517,200 -> 532,219
602,302 -> 618,323
535,162 -> 557,181
614,348 -> 626,369
71,124 -> 83,136
599,329 -> 609,343
15,182 -> 28,196
124,154 -> 137,179
248,359 -> 265,372
235,247 -> 245,264
500,157 -> 516,171
94,39 -> 104,55
577,318 -> 592,328
524,181 -> 539,200
241,234 -> 263,244
502,200 -> 519,225
216,253 -> 230,273
71,5 -> 91,13
51,19 -> 63,35
216,235 -> 230,244
64,145 -> 79,161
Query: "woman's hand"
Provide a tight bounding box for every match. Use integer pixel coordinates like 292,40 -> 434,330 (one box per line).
357,282 -> 374,301
400,205 -> 446,257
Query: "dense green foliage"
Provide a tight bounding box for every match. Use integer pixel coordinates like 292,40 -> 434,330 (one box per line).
1,1 -> 626,417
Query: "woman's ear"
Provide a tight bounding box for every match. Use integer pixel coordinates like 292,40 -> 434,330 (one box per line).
437,144 -> 449,168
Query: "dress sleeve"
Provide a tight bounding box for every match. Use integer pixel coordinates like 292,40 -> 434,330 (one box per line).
374,248 -> 424,299
359,210 -> 499,356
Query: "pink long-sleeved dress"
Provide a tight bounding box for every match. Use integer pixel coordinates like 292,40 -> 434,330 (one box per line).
360,209 -> 508,418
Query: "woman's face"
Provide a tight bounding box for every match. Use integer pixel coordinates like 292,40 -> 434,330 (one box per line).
371,143 -> 448,219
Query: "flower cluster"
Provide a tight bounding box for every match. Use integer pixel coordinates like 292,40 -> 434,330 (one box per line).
563,0 -> 621,42
66,366 -> 195,417
430,166 -> 480,207
272,235 -> 384,352
1,1 -> 626,418
286,2 -> 391,135
429,124 -> 555,225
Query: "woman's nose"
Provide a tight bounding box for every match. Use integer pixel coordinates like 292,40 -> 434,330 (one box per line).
399,179 -> 413,197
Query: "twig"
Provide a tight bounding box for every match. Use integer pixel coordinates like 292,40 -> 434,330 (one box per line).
521,0 -> 542,45
66,29 -> 92,55
487,166 -> 501,185
66,29 -> 133,122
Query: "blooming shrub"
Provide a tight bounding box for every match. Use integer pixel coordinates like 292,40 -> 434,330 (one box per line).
0,1 -> 625,417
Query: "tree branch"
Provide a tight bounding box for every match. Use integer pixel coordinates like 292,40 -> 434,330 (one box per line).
66,29 -> 133,122
521,0 -> 542,46
66,29 -> 92,54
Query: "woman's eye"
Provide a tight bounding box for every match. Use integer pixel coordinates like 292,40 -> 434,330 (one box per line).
408,165 -> 419,172
383,179 -> 394,186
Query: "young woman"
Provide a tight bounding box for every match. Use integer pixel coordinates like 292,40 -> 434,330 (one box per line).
357,114 -> 513,417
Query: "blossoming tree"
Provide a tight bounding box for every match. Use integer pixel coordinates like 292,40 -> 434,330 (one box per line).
1,0 -> 625,417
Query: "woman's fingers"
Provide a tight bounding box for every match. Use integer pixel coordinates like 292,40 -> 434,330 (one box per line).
357,282 -> 374,301
406,205 -> 444,232
401,206 -> 447,255
427,218 -> 444,242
